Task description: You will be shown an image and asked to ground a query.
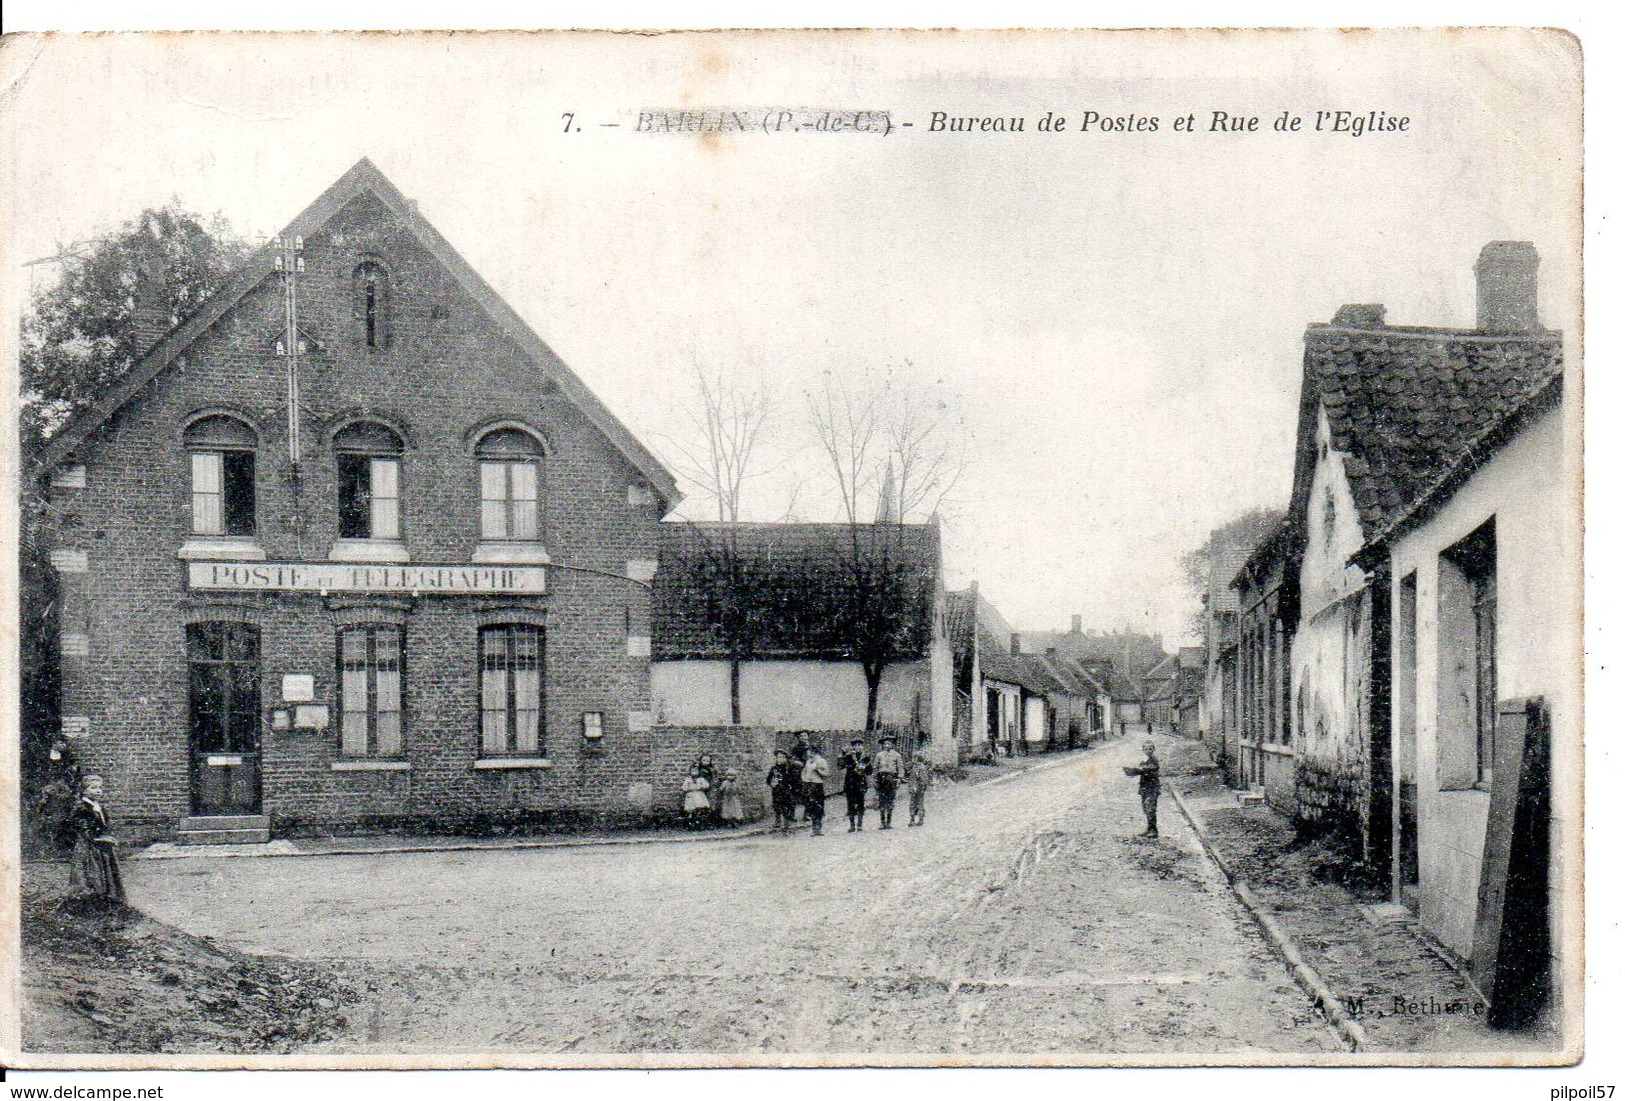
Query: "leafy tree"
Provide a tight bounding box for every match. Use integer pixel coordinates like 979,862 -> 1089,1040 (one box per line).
18,204 -> 248,852
1179,506 -> 1286,639
21,203 -> 251,446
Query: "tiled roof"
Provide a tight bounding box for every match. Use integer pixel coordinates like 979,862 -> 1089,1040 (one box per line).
652,521 -> 940,661
1302,322 -> 1563,538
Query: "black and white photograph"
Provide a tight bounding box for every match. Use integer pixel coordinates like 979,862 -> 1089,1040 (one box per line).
0,22 -> 1595,1081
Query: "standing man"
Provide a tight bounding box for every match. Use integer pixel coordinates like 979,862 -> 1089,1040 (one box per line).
872,735 -> 904,829
907,742 -> 933,827
839,737 -> 872,832
1124,740 -> 1161,838
801,743 -> 830,837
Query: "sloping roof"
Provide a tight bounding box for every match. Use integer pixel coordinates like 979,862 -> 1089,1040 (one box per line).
1178,646 -> 1207,670
1208,540 -> 1256,612
34,158 -> 680,509
652,521 -> 940,662
1357,371 -> 1564,560
1291,317 -> 1562,541
976,626 -> 1030,688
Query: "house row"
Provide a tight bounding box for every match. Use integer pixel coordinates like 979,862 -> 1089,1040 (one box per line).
946,596 -> 1112,760
1202,242 -> 1574,1029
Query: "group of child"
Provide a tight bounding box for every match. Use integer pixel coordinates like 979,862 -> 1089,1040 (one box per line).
679,752 -> 748,829
765,733 -> 932,837
680,734 -> 934,836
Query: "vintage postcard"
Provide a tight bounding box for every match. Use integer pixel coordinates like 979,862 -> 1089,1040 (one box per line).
0,27 -> 1585,1072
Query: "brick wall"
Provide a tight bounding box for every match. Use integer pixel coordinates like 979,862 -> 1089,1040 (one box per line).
46,188 -> 674,842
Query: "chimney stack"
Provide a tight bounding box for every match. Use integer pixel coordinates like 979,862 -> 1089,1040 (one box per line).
1476,241 -> 1540,332
1332,303 -> 1386,329
1010,635 -> 1021,656
1070,614 -> 1082,634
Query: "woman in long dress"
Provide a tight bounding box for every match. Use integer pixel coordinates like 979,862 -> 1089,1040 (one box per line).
67,775 -> 125,904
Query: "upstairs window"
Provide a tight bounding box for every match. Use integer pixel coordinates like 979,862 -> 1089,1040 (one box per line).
185,415 -> 256,536
353,261 -> 391,349
476,428 -> 542,541
335,422 -> 404,540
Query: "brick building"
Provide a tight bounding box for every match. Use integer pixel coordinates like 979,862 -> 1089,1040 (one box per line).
33,159 -> 695,842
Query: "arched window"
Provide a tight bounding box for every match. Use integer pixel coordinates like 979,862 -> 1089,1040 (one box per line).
352,261 -> 390,349
334,422 -> 404,540
184,414 -> 257,536
475,427 -> 543,541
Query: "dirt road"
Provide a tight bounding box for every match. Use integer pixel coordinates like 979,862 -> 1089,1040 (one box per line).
127,735 -> 1337,1056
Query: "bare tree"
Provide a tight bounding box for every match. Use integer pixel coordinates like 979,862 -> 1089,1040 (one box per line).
807,366 -> 965,730
661,365 -> 779,723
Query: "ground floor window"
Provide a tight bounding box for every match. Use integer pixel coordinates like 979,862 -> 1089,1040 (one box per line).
480,624 -> 543,754
340,626 -> 403,757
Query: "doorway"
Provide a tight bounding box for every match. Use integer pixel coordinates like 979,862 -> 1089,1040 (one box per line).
187,621 -> 263,815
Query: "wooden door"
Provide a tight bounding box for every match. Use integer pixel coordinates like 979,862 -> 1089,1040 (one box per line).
187,622 -> 263,815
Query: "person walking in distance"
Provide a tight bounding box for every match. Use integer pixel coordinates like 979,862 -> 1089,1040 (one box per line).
839,737 -> 872,832
872,735 -> 904,829
1124,740 -> 1161,838
907,743 -> 933,827
801,744 -> 830,837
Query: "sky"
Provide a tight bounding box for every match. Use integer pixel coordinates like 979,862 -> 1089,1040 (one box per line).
0,30 -> 1582,643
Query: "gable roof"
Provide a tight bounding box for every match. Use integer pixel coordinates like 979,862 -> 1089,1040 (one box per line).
34,158 -> 680,508
1288,314 -> 1562,545
1355,370 -> 1563,563
652,521 -> 941,662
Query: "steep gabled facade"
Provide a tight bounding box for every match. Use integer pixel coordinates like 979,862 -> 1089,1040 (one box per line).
34,160 -> 680,841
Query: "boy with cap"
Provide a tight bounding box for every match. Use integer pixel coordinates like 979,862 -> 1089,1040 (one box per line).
907,743 -> 933,827
766,750 -> 797,834
801,745 -> 830,836
1124,741 -> 1161,838
872,735 -> 904,829
839,737 -> 872,832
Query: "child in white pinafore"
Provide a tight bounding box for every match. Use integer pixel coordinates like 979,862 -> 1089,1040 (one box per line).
681,766 -> 712,829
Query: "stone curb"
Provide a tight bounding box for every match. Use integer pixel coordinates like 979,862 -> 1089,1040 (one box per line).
1167,784 -> 1370,1053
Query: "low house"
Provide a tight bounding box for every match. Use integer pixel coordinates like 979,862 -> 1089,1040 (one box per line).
1232,519 -> 1299,809
1021,621 -> 1161,735
1268,241 -> 1564,890
1201,536 -> 1253,764
1175,646 -> 1206,737
650,520 -> 957,764
1355,359 -> 1571,1027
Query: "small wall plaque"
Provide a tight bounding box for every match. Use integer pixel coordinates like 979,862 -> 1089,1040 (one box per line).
294,704 -> 330,730
282,674 -> 315,703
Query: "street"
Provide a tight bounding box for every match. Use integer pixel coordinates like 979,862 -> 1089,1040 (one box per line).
126,735 -> 1338,1056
